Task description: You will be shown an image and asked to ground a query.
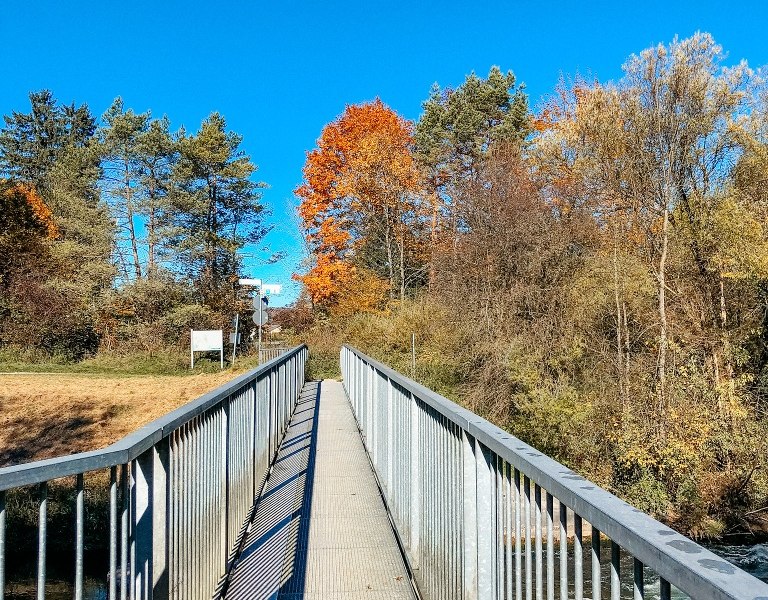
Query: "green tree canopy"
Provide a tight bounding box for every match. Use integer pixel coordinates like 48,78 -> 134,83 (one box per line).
167,113 -> 268,308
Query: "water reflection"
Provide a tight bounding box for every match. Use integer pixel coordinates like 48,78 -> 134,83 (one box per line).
6,577 -> 105,600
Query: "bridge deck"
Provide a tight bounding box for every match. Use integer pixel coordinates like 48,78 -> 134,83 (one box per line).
225,379 -> 415,600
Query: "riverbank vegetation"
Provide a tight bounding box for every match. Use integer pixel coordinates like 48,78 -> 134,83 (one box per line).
292,34 -> 768,539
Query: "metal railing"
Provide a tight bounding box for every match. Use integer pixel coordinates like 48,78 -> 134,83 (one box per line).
0,344 -> 307,600
258,346 -> 291,365
341,345 -> 768,600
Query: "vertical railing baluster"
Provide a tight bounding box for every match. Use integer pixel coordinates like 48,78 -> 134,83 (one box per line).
179,427 -> 188,600
462,430 -> 477,600
0,489 -> 4,600
75,473 -> 84,600
559,503 -> 567,600
410,391 -> 420,567
452,424 -> 460,598
546,493 -> 554,600
37,481 -> 47,600
592,528 -> 601,600
634,558 -> 644,600
494,456 -> 502,599
525,476 -> 531,600
660,577 -> 671,600
120,464 -> 129,600
610,541 -> 620,600
574,514 -> 583,600
168,434 -> 176,600
201,414 -> 209,596
505,463 -> 513,600
387,378 -> 393,495
535,484 -> 543,600
109,467 -> 117,600
515,469 -> 522,600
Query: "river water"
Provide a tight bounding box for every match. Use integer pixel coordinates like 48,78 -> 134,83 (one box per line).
550,542 -> 768,599
707,543 -> 768,583
6,544 -> 766,599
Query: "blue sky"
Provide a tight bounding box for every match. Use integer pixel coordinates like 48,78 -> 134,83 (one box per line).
1,1 -> 766,306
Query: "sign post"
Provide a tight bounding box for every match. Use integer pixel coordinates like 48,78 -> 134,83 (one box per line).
252,296 -> 268,359
190,330 -> 224,369
239,278 -> 282,363
231,314 -> 240,364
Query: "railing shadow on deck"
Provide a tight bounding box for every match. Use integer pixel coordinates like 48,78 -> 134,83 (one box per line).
224,380 -> 321,599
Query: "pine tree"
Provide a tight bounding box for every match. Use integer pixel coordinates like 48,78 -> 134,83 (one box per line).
167,113 -> 267,309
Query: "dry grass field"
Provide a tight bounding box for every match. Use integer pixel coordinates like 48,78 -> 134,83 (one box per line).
0,371 -> 239,467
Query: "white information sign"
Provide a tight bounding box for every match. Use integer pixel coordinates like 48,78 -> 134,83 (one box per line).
190,330 -> 224,369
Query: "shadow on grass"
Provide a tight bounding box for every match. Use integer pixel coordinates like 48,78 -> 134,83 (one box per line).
0,406 -> 124,468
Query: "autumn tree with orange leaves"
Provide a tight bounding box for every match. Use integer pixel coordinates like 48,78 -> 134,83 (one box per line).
296,99 -> 424,308
0,181 -> 58,280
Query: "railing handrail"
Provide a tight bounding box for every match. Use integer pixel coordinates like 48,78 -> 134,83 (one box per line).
0,344 -> 307,491
343,344 -> 768,600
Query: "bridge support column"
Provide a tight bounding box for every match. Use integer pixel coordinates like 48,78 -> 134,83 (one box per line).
132,439 -> 169,600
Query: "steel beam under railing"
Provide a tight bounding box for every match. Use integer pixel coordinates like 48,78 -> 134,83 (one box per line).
341,345 -> 768,600
0,345 -> 307,600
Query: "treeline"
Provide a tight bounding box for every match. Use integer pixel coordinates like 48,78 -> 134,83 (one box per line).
0,92 -> 267,360
294,33 -> 768,537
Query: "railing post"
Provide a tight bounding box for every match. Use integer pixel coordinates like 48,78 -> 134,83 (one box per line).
133,438 -> 169,600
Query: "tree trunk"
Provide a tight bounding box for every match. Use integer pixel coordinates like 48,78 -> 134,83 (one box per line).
613,227 -> 625,407
147,176 -> 157,278
429,196 -> 439,291
384,206 -> 395,298
623,301 -> 631,398
125,161 -> 142,279
656,206 -> 670,430
399,231 -> 406,301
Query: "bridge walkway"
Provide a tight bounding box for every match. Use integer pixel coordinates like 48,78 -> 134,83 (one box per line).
225,379 -> 416,600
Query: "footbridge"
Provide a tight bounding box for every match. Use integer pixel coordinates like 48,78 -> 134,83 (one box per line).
1,345 -> 767,600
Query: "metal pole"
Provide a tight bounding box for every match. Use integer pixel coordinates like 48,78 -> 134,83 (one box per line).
75,473 -> 84,600
232,313 -> 239,364
0,490 -> 5,600
37,482 -> 47,600
258,288 -> 263,362
411,333 -> 416,377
